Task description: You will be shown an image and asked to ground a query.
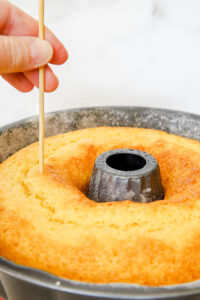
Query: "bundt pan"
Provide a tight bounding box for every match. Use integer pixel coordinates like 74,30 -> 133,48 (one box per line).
1,106 -> 200,300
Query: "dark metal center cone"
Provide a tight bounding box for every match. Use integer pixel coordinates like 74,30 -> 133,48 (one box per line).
88,149 -> 164,203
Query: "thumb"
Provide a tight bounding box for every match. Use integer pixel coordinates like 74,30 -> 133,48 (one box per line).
0,36 -> 53,74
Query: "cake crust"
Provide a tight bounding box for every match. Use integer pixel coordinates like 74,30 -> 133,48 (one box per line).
1,127 -> 200,286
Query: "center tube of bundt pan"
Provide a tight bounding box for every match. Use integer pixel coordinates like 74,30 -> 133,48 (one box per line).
88,149 -> 164,203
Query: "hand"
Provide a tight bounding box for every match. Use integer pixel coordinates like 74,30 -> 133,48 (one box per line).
0,0 -> 68,92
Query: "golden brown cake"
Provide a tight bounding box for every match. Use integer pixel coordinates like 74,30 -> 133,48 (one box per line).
1,127 -> 200,286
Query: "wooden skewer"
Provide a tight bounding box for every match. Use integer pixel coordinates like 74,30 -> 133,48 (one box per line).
39,0 -> 45,173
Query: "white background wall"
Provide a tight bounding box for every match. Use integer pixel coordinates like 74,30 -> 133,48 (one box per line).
1,0 -> 200,126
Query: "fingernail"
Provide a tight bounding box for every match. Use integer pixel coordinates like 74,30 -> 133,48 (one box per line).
30,39 -> 53,66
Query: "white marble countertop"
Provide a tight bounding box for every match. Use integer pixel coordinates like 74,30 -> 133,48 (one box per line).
1,0 -> 200,126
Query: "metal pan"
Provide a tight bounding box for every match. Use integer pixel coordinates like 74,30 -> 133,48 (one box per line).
1,106 -> 200,300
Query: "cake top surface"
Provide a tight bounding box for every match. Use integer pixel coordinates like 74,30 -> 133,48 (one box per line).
1,127 -> 200,286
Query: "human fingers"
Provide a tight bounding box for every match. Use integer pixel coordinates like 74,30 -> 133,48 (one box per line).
0,36 -> 53,74
24,65 -> 59,92
0,1 -> 68,65
1,72 -> 34,93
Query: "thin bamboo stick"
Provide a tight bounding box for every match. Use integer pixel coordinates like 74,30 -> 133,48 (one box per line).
39,0 -> 45,173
